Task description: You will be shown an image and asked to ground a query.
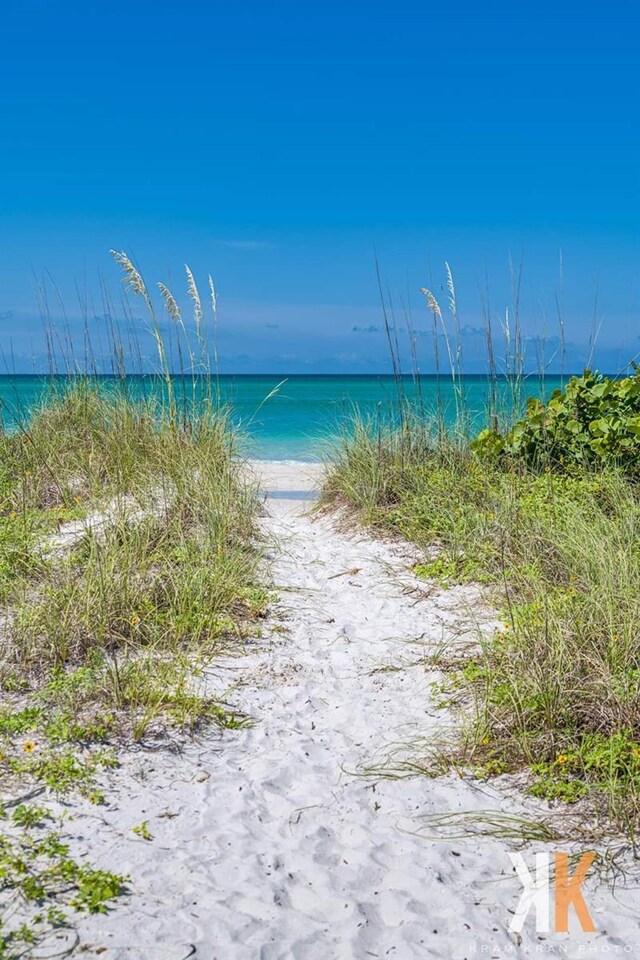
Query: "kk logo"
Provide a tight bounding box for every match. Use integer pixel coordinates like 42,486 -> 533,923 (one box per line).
509,851 -> 596,934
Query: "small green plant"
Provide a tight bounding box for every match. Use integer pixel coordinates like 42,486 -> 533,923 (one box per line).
5,747 -> 117,802
0,803 -> 126,955
132,820 -> 153,842
414,553 -> 485,586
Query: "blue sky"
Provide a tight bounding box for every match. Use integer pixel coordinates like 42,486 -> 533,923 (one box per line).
1,1 -> 638,373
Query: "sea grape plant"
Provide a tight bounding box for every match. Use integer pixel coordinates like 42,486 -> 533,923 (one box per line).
472,368 -> 640,475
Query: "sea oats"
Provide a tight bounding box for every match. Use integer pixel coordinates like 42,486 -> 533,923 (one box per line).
208,274 -> 218,316
420,287 -> 442,319
158,282 -> 181,323
445,261 -> 456,318
159,281 -> 192,365
421,280 -> 460,416
110,250 -> 152,312
208,274 -> 219,375
185,264 -> 203,340
111,250 -> 174,408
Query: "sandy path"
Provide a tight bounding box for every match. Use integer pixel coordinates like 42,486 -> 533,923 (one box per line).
63,462 -> 638,960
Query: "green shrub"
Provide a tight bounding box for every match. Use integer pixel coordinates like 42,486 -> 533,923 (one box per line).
472,368 -> 640,475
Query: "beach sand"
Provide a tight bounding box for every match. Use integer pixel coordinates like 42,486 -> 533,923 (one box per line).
48,461 -> 638,959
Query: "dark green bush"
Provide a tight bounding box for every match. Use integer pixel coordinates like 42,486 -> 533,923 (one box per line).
472,369 -> 640,475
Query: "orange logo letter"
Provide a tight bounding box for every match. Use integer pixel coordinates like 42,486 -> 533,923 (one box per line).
554,851 -> 596,932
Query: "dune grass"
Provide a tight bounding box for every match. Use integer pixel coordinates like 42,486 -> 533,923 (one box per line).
0,382 -> 265,728
323,415 -> 640,840
0,259 -> 268,954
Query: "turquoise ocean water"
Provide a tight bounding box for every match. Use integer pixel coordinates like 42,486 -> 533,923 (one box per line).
0,374 -> 568,461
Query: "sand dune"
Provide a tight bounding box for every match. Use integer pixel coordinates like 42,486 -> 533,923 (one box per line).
53,462 -> 640,959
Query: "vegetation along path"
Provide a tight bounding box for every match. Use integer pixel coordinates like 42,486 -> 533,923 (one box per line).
63,462 -> 638,960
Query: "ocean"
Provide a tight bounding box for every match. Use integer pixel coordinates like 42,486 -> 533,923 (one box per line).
0,374 -> 568,461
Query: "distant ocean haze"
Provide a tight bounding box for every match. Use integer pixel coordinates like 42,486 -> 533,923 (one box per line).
0,373 -> 574,461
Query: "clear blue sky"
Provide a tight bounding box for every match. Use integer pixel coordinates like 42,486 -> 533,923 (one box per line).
1,1 -> 638,372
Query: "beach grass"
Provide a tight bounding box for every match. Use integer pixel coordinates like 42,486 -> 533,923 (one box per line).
322,408 -> 640,840
6,390 -> 262,698
0,261 -> 268,953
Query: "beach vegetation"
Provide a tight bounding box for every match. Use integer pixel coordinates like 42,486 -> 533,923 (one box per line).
132,821 -> 153,842
0,802 -> 126,957
323,275 -> 640,839
472,366 -> 640,476
0,256 -> 268,950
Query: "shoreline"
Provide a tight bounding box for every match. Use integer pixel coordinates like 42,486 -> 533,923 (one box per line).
244,457 -> 325,492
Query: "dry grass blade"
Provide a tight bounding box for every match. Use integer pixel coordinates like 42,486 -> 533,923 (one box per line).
411,811 -> 561,843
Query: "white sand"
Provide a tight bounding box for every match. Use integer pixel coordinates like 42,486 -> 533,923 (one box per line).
49,461 -> 638,958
